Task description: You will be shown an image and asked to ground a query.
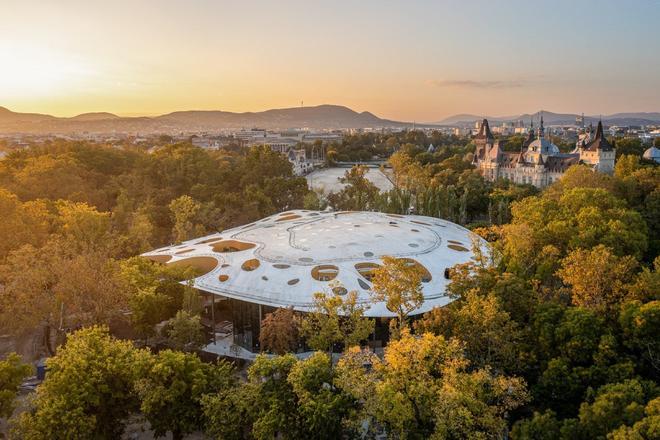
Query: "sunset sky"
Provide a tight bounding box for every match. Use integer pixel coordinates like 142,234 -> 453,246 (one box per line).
1,0 -> 659,121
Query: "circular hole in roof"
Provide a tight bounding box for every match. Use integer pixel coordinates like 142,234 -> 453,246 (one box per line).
262,276 -> 268,281
146,255 -> 172,264
212,240 -> 256,253
389,221 -> 397,225
298,257 -> 314,263
408,243 -> 419,248
355,262 -> 381,281
288,278 -> 300,285
241,259 -> 260,271
363,251 -> 374,257
354,225 -> 360,227
448,244 -> 469,252
221,263 -> 230,268
328,245 -> 336,249
175,248 -> 194,255
357,278 -> 371,290
311,265 -> 339,282
411,229 -> 420,233
332,286 -> 348,296
273,264 -> 290,269
219,274 -> 229,282
168,256 -> 219,276
309,212 -> 320,216
375,234 -> 384,238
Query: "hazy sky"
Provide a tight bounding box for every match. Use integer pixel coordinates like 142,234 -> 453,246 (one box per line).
1,0 -> 659,121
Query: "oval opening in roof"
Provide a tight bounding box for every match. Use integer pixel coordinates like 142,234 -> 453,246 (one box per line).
448,244 -> 469,252
355,262 -> 381,281
397,258 -> 432,283
241,259 -> 260,271
168,256 -> 219,276
146,255 -> 172,264
311,265 -> 339,281
212,240 -> 256,253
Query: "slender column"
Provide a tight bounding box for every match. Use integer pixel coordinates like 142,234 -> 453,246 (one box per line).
211,293 -> 216,344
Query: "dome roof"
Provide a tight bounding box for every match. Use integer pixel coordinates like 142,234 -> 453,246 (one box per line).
643,146 -> 660,162
143,210 -> 486,317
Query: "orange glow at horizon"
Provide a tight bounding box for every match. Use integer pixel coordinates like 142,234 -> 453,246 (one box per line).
1,0 -> 659,121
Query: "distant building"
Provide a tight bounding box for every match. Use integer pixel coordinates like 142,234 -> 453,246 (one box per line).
287,148 -> 313,176
473,117 -> 615,188
643,146 -> 660,163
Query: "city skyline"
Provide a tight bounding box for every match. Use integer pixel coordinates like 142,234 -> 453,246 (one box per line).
2,0 -> 659,121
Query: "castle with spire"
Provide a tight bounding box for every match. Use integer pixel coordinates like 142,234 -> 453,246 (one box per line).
473,115 -> 615,188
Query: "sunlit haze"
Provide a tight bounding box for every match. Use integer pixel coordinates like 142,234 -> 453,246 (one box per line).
2,0 -> 659,121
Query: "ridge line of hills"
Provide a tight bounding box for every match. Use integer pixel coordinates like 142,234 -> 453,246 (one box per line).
1,104 -> 659,134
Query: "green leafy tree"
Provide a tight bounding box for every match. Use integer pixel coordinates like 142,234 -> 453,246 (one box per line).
326,165 -> 380,211
166,310 -> 206,352
619,300 -> 660,374
0,353 -> 32,418
562,379 -> 659,439
607,396 -> 660,439
287,352 -> 355,439
169,195 -> 205,242
135,350 -> 235,440
14,326 -> 149,439
300,290 -> 374,356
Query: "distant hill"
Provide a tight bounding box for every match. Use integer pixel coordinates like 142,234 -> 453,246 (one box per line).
437,110 -> 660,127
0,105 -> 418,134
68,112 -> 120,121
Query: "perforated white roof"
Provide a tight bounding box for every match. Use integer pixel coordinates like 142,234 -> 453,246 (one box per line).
142,210 -> 486,317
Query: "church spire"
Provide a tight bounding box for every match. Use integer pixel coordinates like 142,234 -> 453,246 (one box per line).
537,112 -> 545,139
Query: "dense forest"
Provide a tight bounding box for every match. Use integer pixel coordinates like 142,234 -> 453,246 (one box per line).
0,135 -> 659,439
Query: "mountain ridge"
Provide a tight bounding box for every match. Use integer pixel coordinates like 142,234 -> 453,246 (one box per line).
0,104 -> 414,134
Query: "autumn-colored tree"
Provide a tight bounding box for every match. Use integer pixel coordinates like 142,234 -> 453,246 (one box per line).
0,241 -> 128,354
0,189 -> 52,261
260,307 -> 300,355
557,245 -> 638,314
336,330 -> 528,439
371,256 -> 424,337
415,290 -> 523,373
